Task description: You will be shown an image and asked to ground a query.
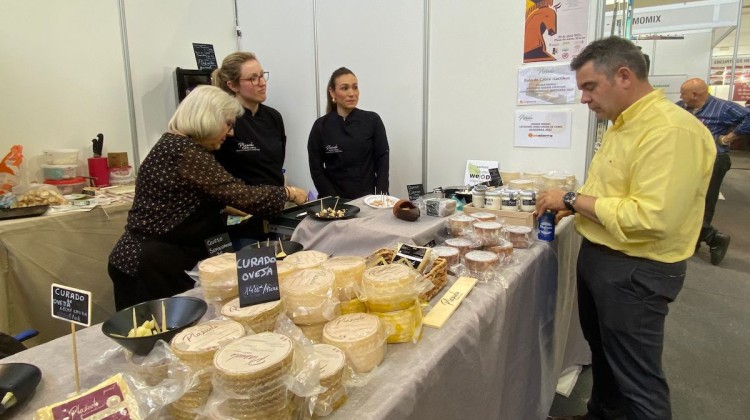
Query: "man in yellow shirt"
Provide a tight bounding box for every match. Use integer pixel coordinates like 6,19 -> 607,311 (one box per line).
540,37 -> 715,420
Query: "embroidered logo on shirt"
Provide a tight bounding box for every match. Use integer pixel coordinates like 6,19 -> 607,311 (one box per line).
238,142 -> 261,152
325,144 -> 342,154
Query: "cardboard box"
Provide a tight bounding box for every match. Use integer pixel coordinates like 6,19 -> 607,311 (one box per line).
107,152 -> 129,168
462,204 -> 535,229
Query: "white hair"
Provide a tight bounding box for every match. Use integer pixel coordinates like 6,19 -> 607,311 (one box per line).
168,85 -> 243,141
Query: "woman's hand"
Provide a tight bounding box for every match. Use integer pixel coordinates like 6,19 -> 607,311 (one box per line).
285,186 -> 308,205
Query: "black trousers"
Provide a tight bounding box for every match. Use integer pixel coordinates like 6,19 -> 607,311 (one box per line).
577,240 -> 685,420
700,153 -> 731,243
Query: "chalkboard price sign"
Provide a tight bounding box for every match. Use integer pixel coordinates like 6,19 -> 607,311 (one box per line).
236,246 -> 281,307
407,184 -> 424,201
205,233 -> 233,257
51,284 -> 92,327
192,43 -> 218,70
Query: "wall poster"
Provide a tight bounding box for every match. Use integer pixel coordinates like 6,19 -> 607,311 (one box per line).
523,0 -> 590,64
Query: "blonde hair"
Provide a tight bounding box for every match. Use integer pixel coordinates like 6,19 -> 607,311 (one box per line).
168,85 -> 243,142
212,51 -> 258,95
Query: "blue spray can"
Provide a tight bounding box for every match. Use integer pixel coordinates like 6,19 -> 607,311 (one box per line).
538,210 -> 556,241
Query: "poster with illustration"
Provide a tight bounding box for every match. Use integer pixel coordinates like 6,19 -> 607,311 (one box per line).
523,0 -> 589,63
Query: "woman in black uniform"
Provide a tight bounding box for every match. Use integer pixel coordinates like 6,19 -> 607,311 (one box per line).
308,67 -> 390,199
107,86 -> 307,310
213,52 -> 304,247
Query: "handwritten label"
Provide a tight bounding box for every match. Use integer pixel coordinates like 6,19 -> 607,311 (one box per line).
407,184 -> 424,201
205,233 -> 233,257
236,247 -> 280,307
422,277 -> 477,329
51,284 -> 92,327
192,43 -> 217,70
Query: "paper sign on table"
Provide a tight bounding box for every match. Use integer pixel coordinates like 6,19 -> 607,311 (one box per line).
423,277 -> 478,329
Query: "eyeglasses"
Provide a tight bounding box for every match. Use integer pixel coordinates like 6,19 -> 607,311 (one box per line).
238,71 -> 269,85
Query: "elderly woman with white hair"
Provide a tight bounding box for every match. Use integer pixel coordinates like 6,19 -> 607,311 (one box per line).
108,85 -> 307,310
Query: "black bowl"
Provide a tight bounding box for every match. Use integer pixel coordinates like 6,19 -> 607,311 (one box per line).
0,363 -> 42,414
242,240 -> 303,260
101,296 -> 208,355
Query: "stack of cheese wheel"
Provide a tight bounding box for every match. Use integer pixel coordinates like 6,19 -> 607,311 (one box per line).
320,256 -> 366,303
430,246 -> 460,267
505,225 -> 533,249
371,302 -> 423,344
508,179 -> 534,191
199,253 -> 239,305
280,268 -> 338,325
361,264 -> 418,313
473,221 -> 504,246
221,298 -> 284,333
213,332 -> 295,419
169,320 -> 246,419
464,250 -> 500,280
283,250 -> 329,269
323,313 -> 386,373
523,171 -> 545,190
470,212 -> 497,222
444,237 -> 479,259
446,214 -> 476,236
276,260 -> 298,284
297,322 -> 327,343
312,344 -> 348,416
542,174 -> 567,191
485,238 -> 514,265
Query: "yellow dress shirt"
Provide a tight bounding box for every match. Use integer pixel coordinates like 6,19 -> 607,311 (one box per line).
576,89 -> 715,263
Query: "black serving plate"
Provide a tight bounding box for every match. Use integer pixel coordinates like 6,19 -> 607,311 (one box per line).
306,203 -> 360,221
241,240 -> 303,259
0,363 -> 42,415
0,205 -> 49,221
102,296 -> 207,355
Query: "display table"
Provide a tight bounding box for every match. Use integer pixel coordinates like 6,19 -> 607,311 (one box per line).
2,216 -> 590,419
291,197 -> 448,256
0,202 -> 130,346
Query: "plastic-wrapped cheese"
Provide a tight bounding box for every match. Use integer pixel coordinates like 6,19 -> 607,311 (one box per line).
339,297 -> 367,315
323,313 -> 386,373
362,264 -> 418,312
276,260 -> 298,283
431,246 -> 460,267
283,249 -> 329,269
444,237 -> 479,258
221,298 -> 284,333
473,221 -> 504,246
321,256 -> 366,301
199,253 -> 239,304
505,225 -> 533,249
280,268 -> 338,325
35,373 -> 141,420
446,214 -> 476,236
470,212 -> 497,223
213,333 -> 294,417
485,238 -> 514,265
464,250 -> 499,277
298,322 -> 327,343
371,302 -> 423,344
313,344 -> 348,416
171,319 -> 246,368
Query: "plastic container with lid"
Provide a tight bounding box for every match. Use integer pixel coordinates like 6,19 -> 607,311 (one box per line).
501,190 -> 519,211
109,166 -> 135,186
484,190 -> 503,210
471,185 -> 487,208
42,149 -> 79,165
519,190 -> 536,212
44,177 -> 86,195
41,164 -> 78,180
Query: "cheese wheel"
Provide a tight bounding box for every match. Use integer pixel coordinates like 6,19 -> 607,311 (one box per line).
297,322 -> 327,343
339,297 -> 367,314
505,225 -> 533,249
362,264 -> 418,312
323,313 -> 385,373
430,246 -> 459,267
473,221 -> 504,246
446,214 -> 476,236
508,179 -> 534,190
485,238 -> 514,264
464,250 -> 499,276
500,170 -> 521,182
171,319 -> 246,368
470,212 -> 497,222
280,268 -> 337,324
321,256 -> 366,300
313,344 -> 348,416
371,303 -> 423,344
199,253 -> 239,303
276,260 -> 298,283
221,298 -> 283,333
444,237 -> 478,258
283,250 -> 329,269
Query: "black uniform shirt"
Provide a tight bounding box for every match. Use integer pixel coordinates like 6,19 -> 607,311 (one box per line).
307,108 -> 390,199
215,103 -> 286,186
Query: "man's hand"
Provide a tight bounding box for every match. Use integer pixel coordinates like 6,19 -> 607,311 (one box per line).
535,189 -> 567,216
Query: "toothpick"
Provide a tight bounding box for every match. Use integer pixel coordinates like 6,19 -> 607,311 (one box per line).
161,301 -> 167,332
151,314 -> 161,333
132,307 -> 137,334
334,197 -> 340,211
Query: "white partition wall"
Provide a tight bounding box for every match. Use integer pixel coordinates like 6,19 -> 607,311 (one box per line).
0,0 -> 132,181
236,0 -> 318,192
427,0 -> 596,188
123,0 -> 237,161
315,0 -> 425,198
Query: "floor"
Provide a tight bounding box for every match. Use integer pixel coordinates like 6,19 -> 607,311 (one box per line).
548,150 -> 750,419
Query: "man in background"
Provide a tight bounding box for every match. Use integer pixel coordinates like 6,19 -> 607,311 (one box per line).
540,37 -> 715,420
677,78 -> 750,265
